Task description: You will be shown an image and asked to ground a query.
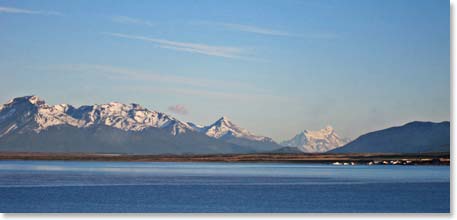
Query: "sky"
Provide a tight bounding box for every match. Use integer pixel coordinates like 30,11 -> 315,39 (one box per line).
0,0 -> 450,141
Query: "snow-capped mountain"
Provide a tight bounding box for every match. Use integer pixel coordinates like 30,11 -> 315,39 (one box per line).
281,126 -> 350,153
0,95 -> 279,154
0,95 -> 193,138
190,116 -> 282,151
200,116 -> 271,142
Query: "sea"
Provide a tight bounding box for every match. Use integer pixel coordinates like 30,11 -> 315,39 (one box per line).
0,160 -> 449,213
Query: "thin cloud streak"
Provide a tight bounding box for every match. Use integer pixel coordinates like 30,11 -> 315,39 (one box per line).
196,21 -> 338,39
111,16 -> 155,27
104,32 -> 249,59
45,64 -> 261,92
0,6 -> 62,15
213,22 -> 292,36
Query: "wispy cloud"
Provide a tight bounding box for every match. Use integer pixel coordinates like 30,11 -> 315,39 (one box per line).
195,21 -> 338,39
111,16 -> 155,27
210,22 -> 292,37
104,32 -> 249,59
0,6 -> 62,16
45,64 -> 259,91
168,104 -> 188,115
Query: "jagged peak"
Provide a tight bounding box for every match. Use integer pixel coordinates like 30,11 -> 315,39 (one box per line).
7,95 -> 45,106
216,116 -> 231,123
203,116 -> 272,142
302,125 -> 334,134
211,116 -> 234,127
220,115 -> 229,120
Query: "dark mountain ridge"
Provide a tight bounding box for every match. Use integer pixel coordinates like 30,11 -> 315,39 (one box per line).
330,121 -> 450,153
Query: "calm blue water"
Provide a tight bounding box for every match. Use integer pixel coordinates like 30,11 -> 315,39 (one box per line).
0,160 -> 449,213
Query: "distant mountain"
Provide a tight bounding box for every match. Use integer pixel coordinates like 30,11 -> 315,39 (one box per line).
280,126 -> 350,153
190,116 -> 282,152
330,121 -> 450,153
0,96 -> 267,154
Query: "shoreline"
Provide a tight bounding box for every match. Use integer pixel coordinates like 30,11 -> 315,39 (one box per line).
0,152 -> 449,165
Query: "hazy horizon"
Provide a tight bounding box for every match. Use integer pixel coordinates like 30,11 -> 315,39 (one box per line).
0,0 -> 450,141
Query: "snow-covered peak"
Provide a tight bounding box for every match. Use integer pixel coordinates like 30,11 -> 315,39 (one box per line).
27,96 -> 45,105
1,96 -> 45,123
212,116 -> 236,128
202,116 -> 272,142
282,126 -> 350,153
0,95 -> 48,137
302,125 -> 335,139
6,95 -> 45,106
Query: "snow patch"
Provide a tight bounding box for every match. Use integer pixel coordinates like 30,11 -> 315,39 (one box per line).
0,123 -> 17,138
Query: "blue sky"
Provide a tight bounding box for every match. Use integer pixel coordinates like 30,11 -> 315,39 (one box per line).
0,0 -> 449,141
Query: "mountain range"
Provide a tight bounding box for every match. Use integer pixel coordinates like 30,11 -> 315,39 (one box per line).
0,96 -> 450,154
0,96 -> 282,154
